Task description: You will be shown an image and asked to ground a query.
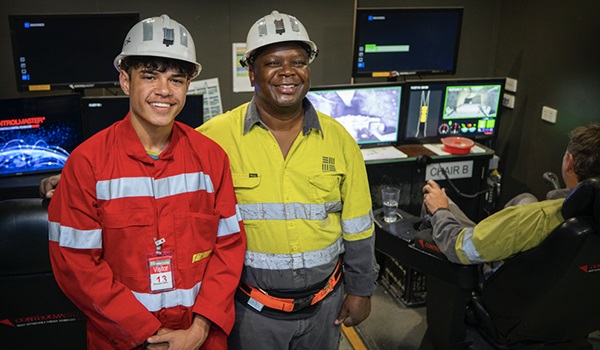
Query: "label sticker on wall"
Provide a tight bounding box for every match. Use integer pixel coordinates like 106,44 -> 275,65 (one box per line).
425,160 -> 473,180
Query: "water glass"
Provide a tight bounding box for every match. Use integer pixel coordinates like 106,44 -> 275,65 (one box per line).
381,187 -> 400,223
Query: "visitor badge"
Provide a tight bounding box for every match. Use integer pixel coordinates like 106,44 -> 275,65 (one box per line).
147,253 -> 175,292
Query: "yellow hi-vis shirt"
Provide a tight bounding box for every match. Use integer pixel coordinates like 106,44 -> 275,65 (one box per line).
197,99 -> 377,295
432,198 -> 565,265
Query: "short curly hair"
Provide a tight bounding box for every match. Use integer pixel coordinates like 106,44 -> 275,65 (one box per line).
567,122 -> 600,181
119,56 -> 198,79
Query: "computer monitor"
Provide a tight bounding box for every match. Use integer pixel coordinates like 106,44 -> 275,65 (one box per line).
351,7 -> 463,78
9,12 -> 139,92
82,95 -> 204,139
306,83 -> 403,148
0,94 -> 83,177
400,78 -> 505,144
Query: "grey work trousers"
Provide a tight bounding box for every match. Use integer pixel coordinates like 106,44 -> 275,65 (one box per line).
228,285 -> 345,350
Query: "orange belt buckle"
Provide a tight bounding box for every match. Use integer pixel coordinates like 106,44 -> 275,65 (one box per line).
239,259 -> 343,312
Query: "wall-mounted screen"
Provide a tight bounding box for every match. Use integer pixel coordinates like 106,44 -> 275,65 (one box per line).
352,7 -> 463,78
401,78 -> 505,144
306,83 -> 402,148
9,12 -> 139,92
0,94 -> 83,177
82,95 -> 204,139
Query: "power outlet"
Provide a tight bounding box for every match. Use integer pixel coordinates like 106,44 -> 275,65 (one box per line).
541,106 -> 558,124
502,93 -> 515,109
505,77 -> 518,93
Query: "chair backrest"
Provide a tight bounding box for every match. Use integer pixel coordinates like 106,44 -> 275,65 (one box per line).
478,177 -> 600,345
0,198 -> 86,348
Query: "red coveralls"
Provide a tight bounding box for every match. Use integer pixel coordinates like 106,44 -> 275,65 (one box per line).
49,116 -> 246,349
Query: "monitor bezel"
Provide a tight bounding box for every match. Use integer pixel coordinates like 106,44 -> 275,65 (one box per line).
307,82 -> 404,148
81,94 -> 204,140
0,93 -> 84,178
8,12 -> 140,92
351,7 -> 464,79
399,77 -> 506,145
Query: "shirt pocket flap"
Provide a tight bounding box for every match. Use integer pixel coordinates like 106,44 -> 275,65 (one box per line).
232,173 -> 261,189
103,211 -> 153,228
309,175 -> 339,192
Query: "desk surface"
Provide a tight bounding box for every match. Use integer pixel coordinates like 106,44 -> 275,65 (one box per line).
373,208 -> 479,289
365,143 -> 494,165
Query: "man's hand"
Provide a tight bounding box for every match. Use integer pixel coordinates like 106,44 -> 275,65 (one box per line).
334,294 -> 371,327
146,315 -> 211,350
39,174 -> 61,199
422,179 -> 449,214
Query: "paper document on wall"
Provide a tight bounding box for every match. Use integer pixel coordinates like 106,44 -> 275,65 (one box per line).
361,146 -> 408,161
188,78 -> 223,122
232,43 -> 253,92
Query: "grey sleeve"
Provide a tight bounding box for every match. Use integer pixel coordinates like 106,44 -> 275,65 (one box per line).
430,209 -> 472,264
342,234 -> 380,296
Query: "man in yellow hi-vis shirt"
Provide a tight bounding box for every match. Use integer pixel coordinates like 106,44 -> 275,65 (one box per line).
198,10 -> 379,350
422,123 -> 600,278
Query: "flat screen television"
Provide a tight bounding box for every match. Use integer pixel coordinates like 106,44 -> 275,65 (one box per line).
82,94 -> 204,139
306,83 -> 402,148
8,12 -> 139,92
352,7 -> 463,78
0,94 -> 83,177
400,78 -> 505,144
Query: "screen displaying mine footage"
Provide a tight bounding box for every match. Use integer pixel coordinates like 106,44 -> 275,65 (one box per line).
307,83 -> 402,148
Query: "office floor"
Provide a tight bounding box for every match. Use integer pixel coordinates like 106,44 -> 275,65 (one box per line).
339,283 -> 600,350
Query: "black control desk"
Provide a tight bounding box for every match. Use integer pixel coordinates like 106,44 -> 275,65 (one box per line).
0,172 -> 60,201
373,208 -> 479,350
366,143 -> 495,222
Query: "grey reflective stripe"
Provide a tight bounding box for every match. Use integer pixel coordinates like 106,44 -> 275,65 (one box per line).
342,211 -> 373,235
143,21 -> 153,41
218,206 -> 242,237
179,25 -> 188,47
49,221 -> 103,249
245,237 -> 344,270
132,281 -> 201,312
96,173 -> 214,200
257,19 -> 267,36
238,201 -> 341,221
461,227 -> 484,264
288,15 -> 300,32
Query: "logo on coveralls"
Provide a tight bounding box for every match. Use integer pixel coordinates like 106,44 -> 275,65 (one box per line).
322,156 -> 336,172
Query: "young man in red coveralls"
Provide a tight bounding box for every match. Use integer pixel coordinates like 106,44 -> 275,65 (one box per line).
48,14 -> 246,350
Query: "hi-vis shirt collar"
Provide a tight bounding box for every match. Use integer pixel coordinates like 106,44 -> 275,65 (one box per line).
243,97 -> 323,136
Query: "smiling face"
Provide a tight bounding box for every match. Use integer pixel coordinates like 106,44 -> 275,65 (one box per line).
249,42 -> 311,114
119,65 -> 190,132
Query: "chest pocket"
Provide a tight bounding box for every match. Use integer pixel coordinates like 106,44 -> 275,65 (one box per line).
174,212 -> 220,270
232,173 -> 261,203
101,210 -> 154,276
232,173 -> 264,228
308,174 -> 342,202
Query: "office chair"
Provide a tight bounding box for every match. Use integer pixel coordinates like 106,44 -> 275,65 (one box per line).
468,176 -> 600,349
0,198 -> 86,348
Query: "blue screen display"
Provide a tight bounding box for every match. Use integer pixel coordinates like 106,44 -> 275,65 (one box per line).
0,94 -> 83,176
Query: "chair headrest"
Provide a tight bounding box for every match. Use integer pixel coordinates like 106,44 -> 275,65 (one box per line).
562,177 -> 600,230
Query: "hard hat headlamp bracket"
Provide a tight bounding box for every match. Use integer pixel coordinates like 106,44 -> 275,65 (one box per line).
163,27 -> 174,47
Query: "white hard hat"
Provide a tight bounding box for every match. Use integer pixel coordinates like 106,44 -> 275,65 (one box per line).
113,14 -> 201,78
240,10 -> 318,69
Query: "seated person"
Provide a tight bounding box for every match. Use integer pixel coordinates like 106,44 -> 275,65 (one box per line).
422,123 -> 600,276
